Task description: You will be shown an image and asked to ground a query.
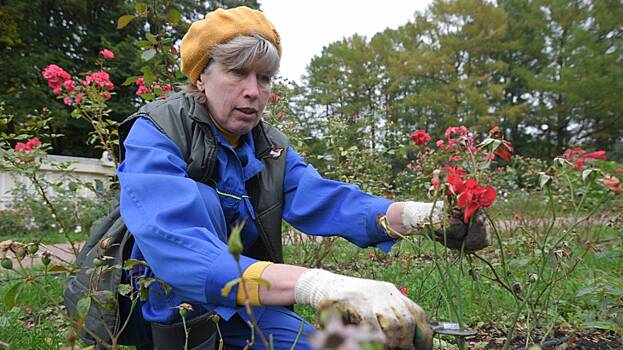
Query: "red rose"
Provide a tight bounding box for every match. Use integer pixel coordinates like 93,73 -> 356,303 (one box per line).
581,150 -> 606,161
494,140 -> 513,161
457,179 -> 496,222
268,93 -> 280,104
410,130 -> 431,146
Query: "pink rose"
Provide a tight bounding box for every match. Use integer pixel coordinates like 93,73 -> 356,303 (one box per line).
42,64 -> 72,95
136,85 -> 152,96
14,142 -> 30,153
26,138 -> 41,149
75,93 -> 84,104
63,79 -> 75,93
85,71 -> 114,91
100,49 -> 115,59
63,97 -> 73,105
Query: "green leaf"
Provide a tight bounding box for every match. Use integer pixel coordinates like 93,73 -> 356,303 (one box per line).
77,296 -> 91,318
167,9 -> 181,25
123,258 -> 148,270
221,278 -> 241,297
137,40 -> 152,49
581,321 -> 616,330
477,137 -> 497,149
538,172 -> 552,189
141,66 -> 153,84
509,257 -> 531,268
117,284 -> 133,296
157,280 -> 173,295
122,76 -> 138,86
249,277 -> 271,290
581,169 -> 594,182
48,264 -> 73,273
138,277 -> 156,289
576,286 -> 597,297
117,15 -> 136,29
141,48 -> 157,61
140,93 -> 155,101
228,223 -> 245,259
4,282 -> 22,309
94,291 -> 116,312
134,2 -> 146,13
145,32 -> 157,44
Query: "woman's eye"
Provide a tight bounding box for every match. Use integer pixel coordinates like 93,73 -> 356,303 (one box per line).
259,74 -> 272,83
230,69 -> 246,76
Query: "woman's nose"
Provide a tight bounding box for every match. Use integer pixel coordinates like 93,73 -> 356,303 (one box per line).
241,74 -> 260,99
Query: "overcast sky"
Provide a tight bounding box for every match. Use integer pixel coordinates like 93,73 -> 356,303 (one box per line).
260,0 -> 433,83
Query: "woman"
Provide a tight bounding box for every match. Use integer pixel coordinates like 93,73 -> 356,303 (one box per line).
118,6 -> 488,350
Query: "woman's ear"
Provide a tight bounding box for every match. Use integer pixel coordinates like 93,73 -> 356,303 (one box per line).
196,77 -> 204,91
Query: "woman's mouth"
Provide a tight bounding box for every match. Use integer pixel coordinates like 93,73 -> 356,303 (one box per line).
235,107 -> 257,116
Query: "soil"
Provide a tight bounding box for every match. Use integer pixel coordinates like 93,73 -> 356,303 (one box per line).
465,322 -> 622,349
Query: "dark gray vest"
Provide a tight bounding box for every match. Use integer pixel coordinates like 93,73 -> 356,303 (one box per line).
119,92 -> 288,263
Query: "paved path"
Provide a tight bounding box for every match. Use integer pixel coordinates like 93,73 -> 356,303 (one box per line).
4,241 -> 83,268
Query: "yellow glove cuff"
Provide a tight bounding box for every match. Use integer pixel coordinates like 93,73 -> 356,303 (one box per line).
378,215 -> 404,239
236,261 -> 273,306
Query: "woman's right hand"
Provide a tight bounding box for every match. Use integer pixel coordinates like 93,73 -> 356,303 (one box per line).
294,269 -> 433,349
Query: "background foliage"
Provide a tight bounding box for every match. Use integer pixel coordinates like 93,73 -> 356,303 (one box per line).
1,0 -> 620,165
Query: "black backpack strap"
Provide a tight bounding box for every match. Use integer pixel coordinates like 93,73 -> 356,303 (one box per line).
118,92 -> 219,186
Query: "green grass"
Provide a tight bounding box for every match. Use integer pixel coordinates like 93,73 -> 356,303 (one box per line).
0,268 -> 68,349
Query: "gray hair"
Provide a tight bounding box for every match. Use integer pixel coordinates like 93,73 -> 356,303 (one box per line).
184,34 -> 280,104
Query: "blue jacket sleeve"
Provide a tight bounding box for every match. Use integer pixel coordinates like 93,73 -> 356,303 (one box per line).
117,118 -> 257,307
282,147 -> 397,252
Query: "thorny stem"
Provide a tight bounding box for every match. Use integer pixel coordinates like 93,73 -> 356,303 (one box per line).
502,280 -> 537,350
182,311 -> 190,350
81,109 -> 118,167
215,319 -> 224,350
114,295 -> 139,346
235,260 -> 271,350
4,155 -> 79,256
485,212 -> 510,284
30,172 -> 78,256
289,320 -> 306,350
472,253 -> 521,302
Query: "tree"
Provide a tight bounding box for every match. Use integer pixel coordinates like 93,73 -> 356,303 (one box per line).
0,0 -> 260,157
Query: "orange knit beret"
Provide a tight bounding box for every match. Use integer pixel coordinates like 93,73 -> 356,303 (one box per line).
180,6 -> 282,84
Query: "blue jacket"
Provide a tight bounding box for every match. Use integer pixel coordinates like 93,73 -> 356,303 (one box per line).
118,117 -> 395,323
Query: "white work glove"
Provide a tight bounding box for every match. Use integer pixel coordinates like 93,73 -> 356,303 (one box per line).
401,201 -> 444,232
295,269 -> 433,350
401,201 -> 491,252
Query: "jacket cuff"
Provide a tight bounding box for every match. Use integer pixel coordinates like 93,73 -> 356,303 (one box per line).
204,250 -> 258,307
367,197 -> 398,252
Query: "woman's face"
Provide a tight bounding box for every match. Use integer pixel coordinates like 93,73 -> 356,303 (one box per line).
198,61 -> 272,135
